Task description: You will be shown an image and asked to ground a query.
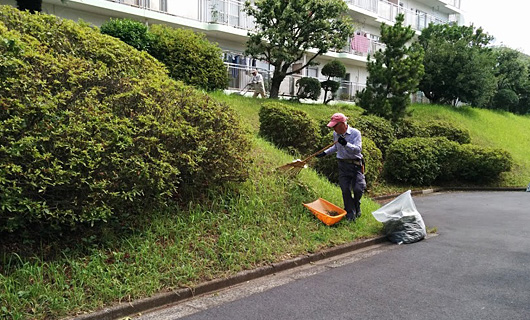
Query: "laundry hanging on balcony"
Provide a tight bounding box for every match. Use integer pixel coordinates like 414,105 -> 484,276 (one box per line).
351,31 -> 370,54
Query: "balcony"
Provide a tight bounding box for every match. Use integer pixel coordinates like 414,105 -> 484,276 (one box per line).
347,0 -> 449,31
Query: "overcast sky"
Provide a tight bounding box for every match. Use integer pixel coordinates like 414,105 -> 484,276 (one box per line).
461,1 -> 529,54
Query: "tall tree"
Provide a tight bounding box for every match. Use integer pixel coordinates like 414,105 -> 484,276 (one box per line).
244,0 -> 354,99
418,23 -> 496,107
356,14 -> 424,121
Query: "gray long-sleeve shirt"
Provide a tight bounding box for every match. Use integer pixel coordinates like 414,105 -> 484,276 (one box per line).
324,125 -> 362,160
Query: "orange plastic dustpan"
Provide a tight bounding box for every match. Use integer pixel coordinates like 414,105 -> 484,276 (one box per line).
303,198 -> 346,226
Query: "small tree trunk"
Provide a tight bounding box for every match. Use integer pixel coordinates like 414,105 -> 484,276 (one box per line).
269,72 -> 285,99
16,0 -> 42,13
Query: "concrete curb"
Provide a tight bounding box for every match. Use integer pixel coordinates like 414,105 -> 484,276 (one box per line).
71,236 -> 388,320
371,186 -> 526,202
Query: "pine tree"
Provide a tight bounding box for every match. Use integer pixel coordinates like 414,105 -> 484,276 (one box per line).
356,14 -> 424,121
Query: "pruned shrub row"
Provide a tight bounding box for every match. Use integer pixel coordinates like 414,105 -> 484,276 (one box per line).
0,7 -> 250,232
258,102 -> 320,155
384,137 -> 512,185
394,118 -> 471,144
100,18 -> 229,91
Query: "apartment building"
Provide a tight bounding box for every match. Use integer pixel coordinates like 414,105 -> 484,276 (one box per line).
1,0 -> 463,100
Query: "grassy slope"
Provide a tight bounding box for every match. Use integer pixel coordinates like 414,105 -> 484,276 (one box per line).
409,104 -> 530,186
1,96 -> 381,319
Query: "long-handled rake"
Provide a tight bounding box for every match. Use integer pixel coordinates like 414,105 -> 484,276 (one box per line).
232,83 -> 251,96
277,141 -> 337,176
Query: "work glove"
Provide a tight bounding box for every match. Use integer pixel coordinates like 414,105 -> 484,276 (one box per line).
316,152 -> 326,158
338,136 -> 347,146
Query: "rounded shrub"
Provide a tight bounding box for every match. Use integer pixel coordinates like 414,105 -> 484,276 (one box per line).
393,118 -> 429,139
383,137 -> 458,185
296,77 -> 321,101
454,144 -> 512,183
100,18 -> 154,51
148,24 -> 229,91
0,7 -> 251,232
424,120 -> 471,144
352,115 -> 395,157
258,102 -> 321,155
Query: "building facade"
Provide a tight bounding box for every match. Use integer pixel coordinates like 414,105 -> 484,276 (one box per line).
1,0 -> 463,100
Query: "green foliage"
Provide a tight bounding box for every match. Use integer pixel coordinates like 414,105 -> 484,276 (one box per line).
258,102 -> 321,155
418,23 -> 496,107
384,136 -> 511,185
455,144 -> 513,183
244,0 -> 354,98
489,47 -> 530,114
356,14 -> 424,121
100,18 -> 154,51
384,137 -> 451,185
393,118 -> 429,139
148,24 -> 228,91
352,115 -> 395,157
0,6 -> 251,232
393,118 -> 470,144
296,77 -> 321,101
360,137 -> 383,188
423,120 -> 471,144
493,88 -> 519,111
321,60 -> 346,104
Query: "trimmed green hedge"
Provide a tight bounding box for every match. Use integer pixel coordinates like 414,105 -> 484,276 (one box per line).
352,115 -> 395,157
259,102 -> 321,155
384,137 -> 512,185
148,24 -> 229,91
100,18 -> 154,51
394,118 -> 470,144
0,7 -> 250,232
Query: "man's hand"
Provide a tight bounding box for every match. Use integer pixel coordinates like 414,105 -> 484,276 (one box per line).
316,152 -> 326,158
338,136 -> 347,146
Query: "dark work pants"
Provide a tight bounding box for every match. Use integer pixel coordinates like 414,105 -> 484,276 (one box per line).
338,161 -> 366,220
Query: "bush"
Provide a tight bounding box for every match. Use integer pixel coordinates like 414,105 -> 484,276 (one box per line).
352,115 -> 395,157
296,77 -> 321,101
0,7 -> 251,232
259,102 -> 321,155
313,134 -> 382,188
393,119 -> 470,144
148,24 -> 228,91
384,137 -> 458,185
424,120 -> 471,144
100,18 -> 154,51
393,118 -> 429,139
455,144 -> 512,182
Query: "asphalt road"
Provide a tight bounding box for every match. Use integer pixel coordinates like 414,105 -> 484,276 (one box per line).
137,191 -> 530,320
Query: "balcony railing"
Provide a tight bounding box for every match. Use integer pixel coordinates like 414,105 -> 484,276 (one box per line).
205,0 -> 255,30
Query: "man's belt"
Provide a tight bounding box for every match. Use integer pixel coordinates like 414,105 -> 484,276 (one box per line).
338,158 -> 362,166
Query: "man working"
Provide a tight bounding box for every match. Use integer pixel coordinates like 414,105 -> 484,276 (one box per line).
316,113 -> 366,222
250,69 -> 266,98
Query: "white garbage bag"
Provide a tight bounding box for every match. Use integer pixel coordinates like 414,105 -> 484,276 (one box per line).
372,190 -> 426,244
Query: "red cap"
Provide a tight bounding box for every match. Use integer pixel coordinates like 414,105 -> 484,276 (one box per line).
327,113 -> 348,127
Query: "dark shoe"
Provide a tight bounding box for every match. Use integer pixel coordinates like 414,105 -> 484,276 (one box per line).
344,214 -> 355,222
355,211 -> 362,218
